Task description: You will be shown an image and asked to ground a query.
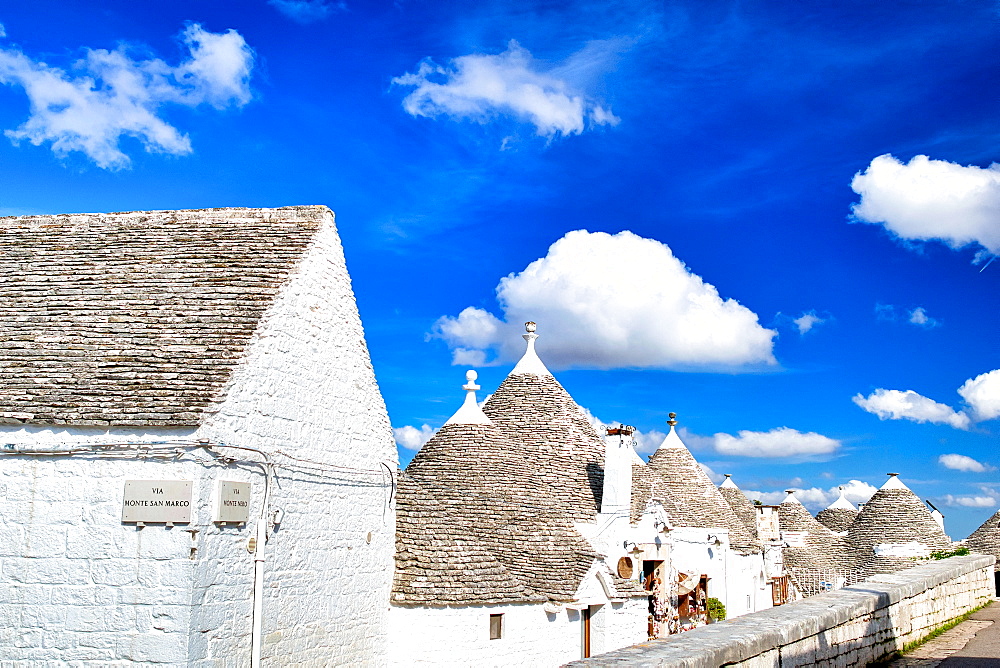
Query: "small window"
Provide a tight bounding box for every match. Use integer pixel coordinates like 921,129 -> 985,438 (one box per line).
489,613 -> 503,639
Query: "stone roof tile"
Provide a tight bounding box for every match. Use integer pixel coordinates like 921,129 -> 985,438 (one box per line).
965,508 -> 1000,572
393,422 -> 599,606
847,478 -> 951,577
815,507 -> 858,534
0,206 -> 328,427
718,476 -> 760,541
646,427 -> 761,554
482,372 -> 606,523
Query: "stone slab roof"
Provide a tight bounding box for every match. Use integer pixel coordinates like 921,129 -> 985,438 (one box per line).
815,507 -> 858,534
719,479 -> 760,541
778,497 -> 852,575
393,423 -> 599,606
964,509 -> 1000,572
647,433 -> 761,554
630,461 -> 683,524
393,475 -> 537,606
0,207 -> 328,427
482,372 -> 606,523
848,486 -> 951,577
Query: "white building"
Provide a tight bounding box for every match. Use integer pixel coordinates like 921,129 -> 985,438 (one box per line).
390,324 -> 783,664
0,207 -> 397,666
390,326 -> 662,665
644,424 -> 773,624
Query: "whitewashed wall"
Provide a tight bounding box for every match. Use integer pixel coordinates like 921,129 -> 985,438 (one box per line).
388,597 -> 647,667
0,211 -> 396,666
195,210 -> 396,666
725,552 -> 773,617
668,527 -> 770,619
0,427 -> 205,665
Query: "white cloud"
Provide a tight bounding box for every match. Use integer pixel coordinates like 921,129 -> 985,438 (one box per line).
852,389 -> 971,429
907,307 -> 940,329
431,230 -> 777,370
854,370 -> 1000,430
269,0 -> 345,23
677,426 -> 716,452
0,24 -> 253,169
938,453 -> 992,473
699,462 -> 725,484
393,424 -> 435,451
744,479 -> 877,511
851,154 -> 1000,258
958,369 -> 1000,421
712,427 -> 841,459
793,311 -> 825,335
876,304 -> 941,328
0,23 -> 6,39
940,494 -> 998,508
393,40 -> 619,138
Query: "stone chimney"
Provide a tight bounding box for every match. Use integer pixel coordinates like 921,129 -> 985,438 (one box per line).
601,425 -> 635,516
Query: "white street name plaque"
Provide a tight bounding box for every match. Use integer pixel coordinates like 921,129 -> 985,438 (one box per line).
215,480 -> 251,524
122,480 -> 193,524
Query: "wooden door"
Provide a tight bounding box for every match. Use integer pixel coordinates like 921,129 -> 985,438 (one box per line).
582,606 -> 591,658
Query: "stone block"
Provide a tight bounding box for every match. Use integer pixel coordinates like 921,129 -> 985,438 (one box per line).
4,557 -> 88,585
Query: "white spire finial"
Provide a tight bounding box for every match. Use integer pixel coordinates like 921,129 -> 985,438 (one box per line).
881,472 -> 909,490
827,485 -> 857,510
510,321 -> 552,376
444,370 -> 492,425
720,473 -> 738,489
656,412 -> 687,450
782,489 -> 803,505
463,369 -> 480,392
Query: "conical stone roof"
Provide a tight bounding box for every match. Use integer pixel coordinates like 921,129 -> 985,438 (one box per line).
631,461 -> 683,524
394,374 -> 600,606
777,491 -> 852,572
965,508 -> 1000,572
815,508 -> 857,534
718,475 -> 759,541
847,474 -> 951,577
482,329 -> 606,523
816,488 -> 858,533
646,419 -> 761,554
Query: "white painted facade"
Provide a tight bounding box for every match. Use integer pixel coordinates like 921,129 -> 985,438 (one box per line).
389,429 -> 653,665
388,588 -> 648,666
663,527 -> 772,621
0,213 -> 396,666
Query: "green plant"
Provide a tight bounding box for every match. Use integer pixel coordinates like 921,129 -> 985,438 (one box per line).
929,547 -> 970,560
706,597 -> 726,622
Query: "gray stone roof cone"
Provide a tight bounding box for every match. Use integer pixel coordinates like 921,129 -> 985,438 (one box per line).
965,507 -> 1000,572
481,323 -> 607,523
815,487 -> 859,534
646,414 -> 761,554
847,474 -> 952,577
394,369 -> 598,606
778,490 -> 852,572
631,459 -> 683,524
718,474 -> 760,540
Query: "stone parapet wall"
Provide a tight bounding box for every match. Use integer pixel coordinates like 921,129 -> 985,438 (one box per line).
567,554 -> 994,667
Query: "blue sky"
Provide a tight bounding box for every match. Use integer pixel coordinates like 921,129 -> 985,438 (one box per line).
0,0 -> 997,539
